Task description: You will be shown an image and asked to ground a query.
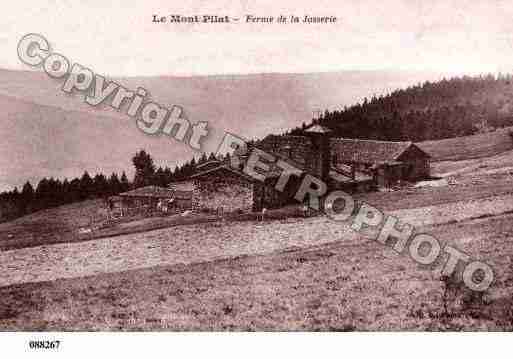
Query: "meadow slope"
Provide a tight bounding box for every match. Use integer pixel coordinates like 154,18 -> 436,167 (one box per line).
418,126 -> 513,161
2,129 -> 513,330
1,206 -> 512,331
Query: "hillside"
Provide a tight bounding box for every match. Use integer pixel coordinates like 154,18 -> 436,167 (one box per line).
2,70 -> 512,193
3,174 -> 513,330
3,130 -> 513,330
298,75 -> 513,142
0,69 -> 452,192
418,126 -> 513,161
0,94 -> 191,192
0,199 -> 103,249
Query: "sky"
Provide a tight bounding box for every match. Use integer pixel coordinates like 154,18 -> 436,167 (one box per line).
2,0 -> 513,76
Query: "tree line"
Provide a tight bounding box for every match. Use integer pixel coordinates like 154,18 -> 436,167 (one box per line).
0,149 -> 221,222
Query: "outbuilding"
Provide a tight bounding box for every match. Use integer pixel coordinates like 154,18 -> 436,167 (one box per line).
330,138 -> 431,187
113,185 -> 176,216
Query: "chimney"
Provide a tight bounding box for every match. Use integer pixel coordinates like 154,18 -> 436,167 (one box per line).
304,124 -> 332,182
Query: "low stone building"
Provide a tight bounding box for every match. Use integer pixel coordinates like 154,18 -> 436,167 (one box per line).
185,164 -> 289,213
190,165 -> 256,213
168,160 -> 256,213
167,159 -> 295,214
113,185 -> 176,216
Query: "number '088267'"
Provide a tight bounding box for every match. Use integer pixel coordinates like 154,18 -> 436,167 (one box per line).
29,340 -> 60,350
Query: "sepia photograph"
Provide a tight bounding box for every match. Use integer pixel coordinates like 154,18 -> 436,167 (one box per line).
1,0 -> 513,356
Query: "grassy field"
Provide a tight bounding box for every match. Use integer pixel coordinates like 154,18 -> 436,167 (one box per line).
2,190 -> 513,288
1,206 -> 512,331
418,126 -> 513,161
1,177 -> 513,330
0,199 -> 105,250
3,171 -> 512,252
2,130 -> 513,330
430,149 -> 513,179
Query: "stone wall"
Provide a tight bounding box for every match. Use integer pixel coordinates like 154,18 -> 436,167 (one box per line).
259,135 -> 317,173
258,134 -> 332,182
192,168 -> 254,213
328,177 -> 376,193
252,181 -> 295,212
169,181 -> 195,191
376,165 -> 405,187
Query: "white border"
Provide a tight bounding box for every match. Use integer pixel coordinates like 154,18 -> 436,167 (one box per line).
2,332 -> 511,358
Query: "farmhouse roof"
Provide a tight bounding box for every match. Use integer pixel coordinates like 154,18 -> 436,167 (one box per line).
329,169 -> 373,183
172,190 -> 192,200
190,164 -> 259,182
330,138 -> 430,164
168,181 -> 195,191
196,159 -> 221,169
118,185 -> 175,199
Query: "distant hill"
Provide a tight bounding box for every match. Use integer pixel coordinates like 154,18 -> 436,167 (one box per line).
0,68 -> 450,191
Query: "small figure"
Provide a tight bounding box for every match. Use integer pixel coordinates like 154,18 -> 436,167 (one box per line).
261,207 -> 267,221
302,204 -> 308,217
107,197 -> 114,211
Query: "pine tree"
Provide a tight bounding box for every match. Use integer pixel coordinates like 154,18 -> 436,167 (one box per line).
108,173 -> 122,195
154,167 -> 166,187
132,150 -> 156,188
20,181 -> 34,214
120,172 -> 130,192
93,173 -> 109,197
79,171 -> 93,200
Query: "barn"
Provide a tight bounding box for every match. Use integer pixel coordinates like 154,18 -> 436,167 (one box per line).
330,138 -> 431,187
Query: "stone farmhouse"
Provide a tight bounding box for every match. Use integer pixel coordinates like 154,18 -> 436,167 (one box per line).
166,125 -> 431,214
